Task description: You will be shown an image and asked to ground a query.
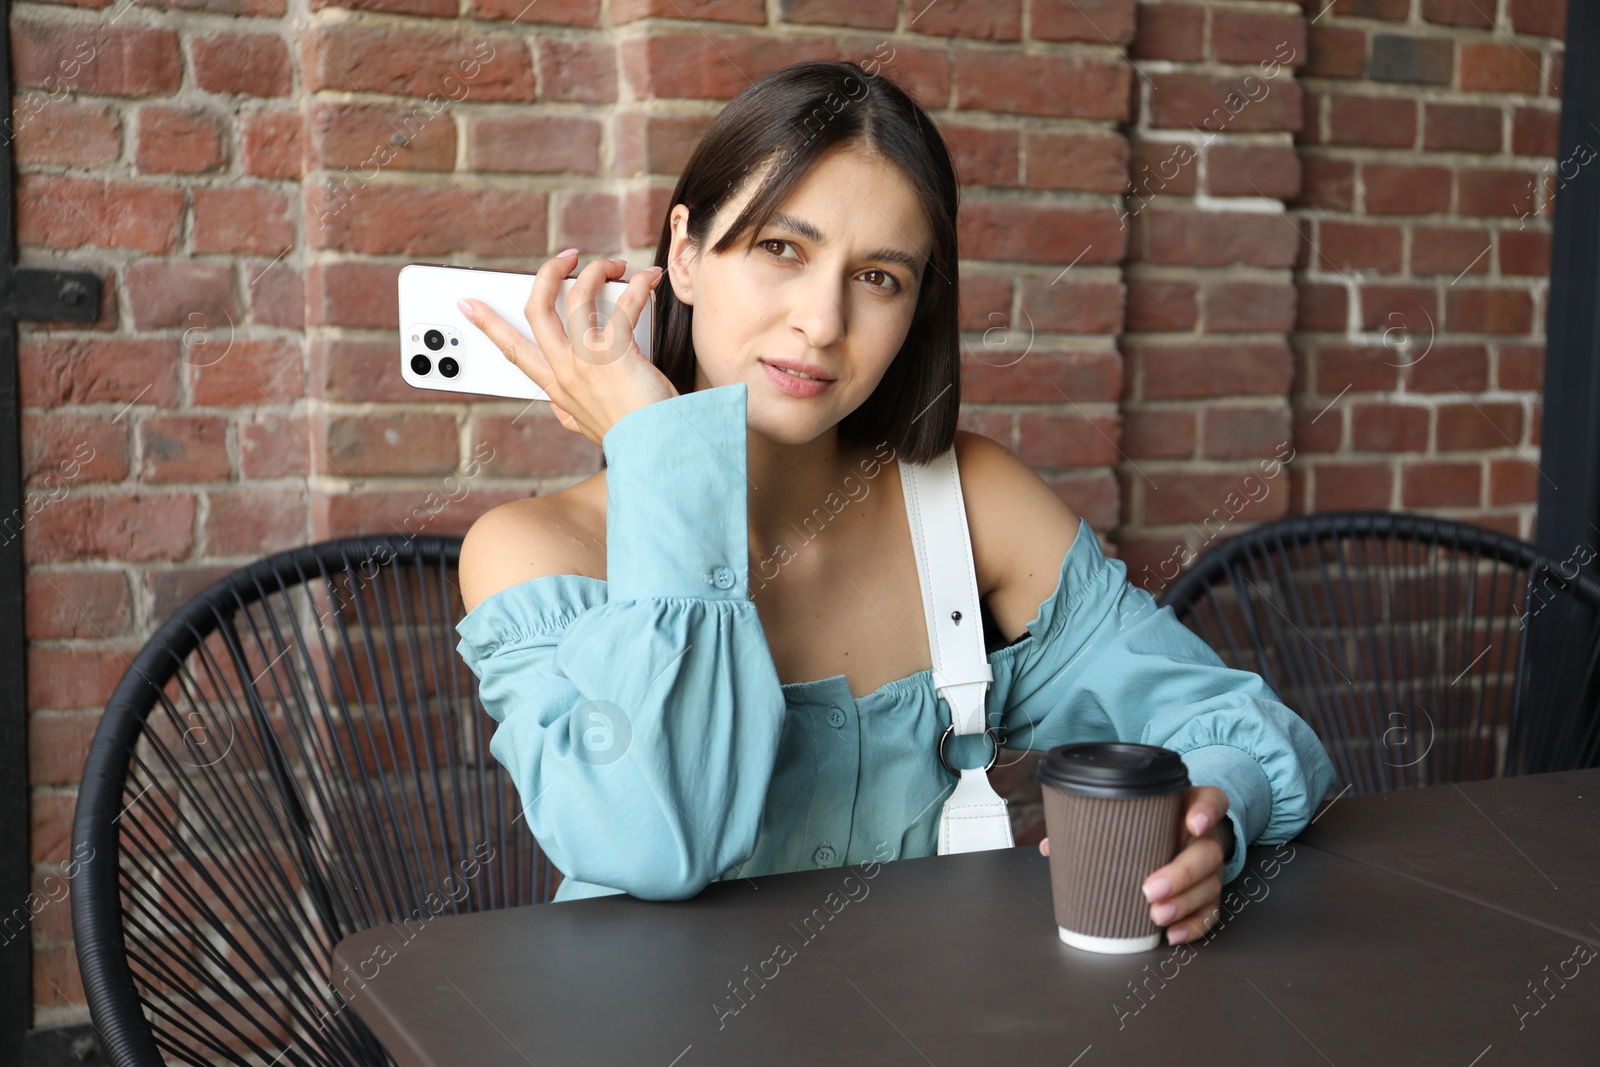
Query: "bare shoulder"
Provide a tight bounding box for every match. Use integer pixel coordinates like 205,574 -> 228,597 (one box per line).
459,485 -> 605,615
952,430 -> 1081,550
952,430 -> 1082,639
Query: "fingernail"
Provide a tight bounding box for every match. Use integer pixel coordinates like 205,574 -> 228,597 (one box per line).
1151,902 -> 1176,924
647,265 -> 663,274
1169,927 -> 1190,944
456,298 -> 473,318
558,247 -> 579,257
1142,877 -> 1171,903
1192,812 -> 1211,835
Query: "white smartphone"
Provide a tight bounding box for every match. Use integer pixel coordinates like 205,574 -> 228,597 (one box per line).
397,262 -> 655,401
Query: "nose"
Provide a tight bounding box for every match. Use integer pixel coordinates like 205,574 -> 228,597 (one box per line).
789,270 -> 847,351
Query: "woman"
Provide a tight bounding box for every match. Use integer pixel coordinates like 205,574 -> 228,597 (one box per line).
454,60 -> 1337,945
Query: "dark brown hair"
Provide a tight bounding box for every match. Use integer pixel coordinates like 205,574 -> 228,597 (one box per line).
649,60 -> 961,466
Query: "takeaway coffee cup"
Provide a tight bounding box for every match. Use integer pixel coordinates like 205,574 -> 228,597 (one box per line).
1035,742 -> 1191,954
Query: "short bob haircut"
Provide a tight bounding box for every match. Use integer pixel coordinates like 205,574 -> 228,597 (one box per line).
649,59 -> 962,467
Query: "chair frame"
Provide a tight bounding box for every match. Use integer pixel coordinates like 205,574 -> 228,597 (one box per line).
70,533 -> 546,1067
1158,509 -> 1600,785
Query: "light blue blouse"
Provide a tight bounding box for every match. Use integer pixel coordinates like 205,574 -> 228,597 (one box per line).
455,382 -> 1338,903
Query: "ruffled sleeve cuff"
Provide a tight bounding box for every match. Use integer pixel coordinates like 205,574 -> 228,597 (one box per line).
456,574 -> 606,679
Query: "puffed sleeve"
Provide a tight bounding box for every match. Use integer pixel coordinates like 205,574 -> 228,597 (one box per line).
454,382 -> 788,901
990,518 -> 1339,885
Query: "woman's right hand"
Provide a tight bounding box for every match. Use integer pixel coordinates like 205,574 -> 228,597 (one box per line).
457,249 -> 677,446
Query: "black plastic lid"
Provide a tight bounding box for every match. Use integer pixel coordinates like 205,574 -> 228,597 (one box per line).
1034,742 -> 1191,798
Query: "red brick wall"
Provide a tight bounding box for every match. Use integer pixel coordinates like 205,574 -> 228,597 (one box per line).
11,0 -> 1566,1029
1116,0 -> 1307,595
1285,0 -> 1563,545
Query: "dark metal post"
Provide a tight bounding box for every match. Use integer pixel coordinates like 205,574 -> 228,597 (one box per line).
1524,2 -> 1600,763
1,0 -> 31,1058
1536,1 -> 1600,576
2,2 -> 105,1059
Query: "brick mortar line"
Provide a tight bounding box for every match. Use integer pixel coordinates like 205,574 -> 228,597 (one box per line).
290,9 -> 1143,59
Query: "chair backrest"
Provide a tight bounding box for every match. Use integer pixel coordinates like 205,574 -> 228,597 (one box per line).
1158,511 -> 1600,796
71,535 -> 557,1067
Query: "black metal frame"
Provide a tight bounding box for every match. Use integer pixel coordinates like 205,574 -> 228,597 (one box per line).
1,2 -> 29,1062
3,0 -> 107,1062
1536,0 -> 1600,582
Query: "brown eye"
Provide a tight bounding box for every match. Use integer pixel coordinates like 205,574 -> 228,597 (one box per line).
861,268 -> 900,294
760,239 -> 788,257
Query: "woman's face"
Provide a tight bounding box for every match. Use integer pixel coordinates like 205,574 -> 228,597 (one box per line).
665,145 -> 935,449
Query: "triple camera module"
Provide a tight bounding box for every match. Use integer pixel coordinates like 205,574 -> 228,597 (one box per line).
410,326 -> 460,379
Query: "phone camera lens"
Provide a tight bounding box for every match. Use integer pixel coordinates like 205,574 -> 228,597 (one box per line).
424,329 -> 445,351
411,354 -> 432,375
438,357 -> 459,378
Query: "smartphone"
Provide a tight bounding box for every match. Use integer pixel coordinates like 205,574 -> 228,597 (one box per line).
397,262 -> 655,401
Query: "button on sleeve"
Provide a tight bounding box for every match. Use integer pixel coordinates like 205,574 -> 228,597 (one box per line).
602,384 -> 752,602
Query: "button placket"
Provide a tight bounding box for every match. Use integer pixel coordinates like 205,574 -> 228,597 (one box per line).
807,689 -> 859,871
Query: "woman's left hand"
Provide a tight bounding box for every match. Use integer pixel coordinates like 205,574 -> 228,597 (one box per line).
1038,784 -> 1231,945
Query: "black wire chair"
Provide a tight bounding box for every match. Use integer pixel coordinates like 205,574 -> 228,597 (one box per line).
71,535 -> 559,1067
1158,511 -> 1600,797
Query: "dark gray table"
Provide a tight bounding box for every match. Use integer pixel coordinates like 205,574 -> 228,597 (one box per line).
335,774 -> 1600,1066
1299,767 -> 1600,944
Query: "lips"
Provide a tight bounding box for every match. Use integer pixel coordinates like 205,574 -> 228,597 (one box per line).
760,358 -> 835,381
761,360 -> 835,397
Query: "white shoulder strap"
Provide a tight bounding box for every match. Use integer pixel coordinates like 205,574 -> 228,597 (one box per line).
899,446 -> 1014,856
898,446 -> 993,736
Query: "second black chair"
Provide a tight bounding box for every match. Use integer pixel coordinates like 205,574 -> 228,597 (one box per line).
72,535 -> 557,1067
1158,511 -> 1600,796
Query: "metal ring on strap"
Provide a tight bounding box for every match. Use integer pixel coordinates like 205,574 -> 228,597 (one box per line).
937,723 -> 1001,778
